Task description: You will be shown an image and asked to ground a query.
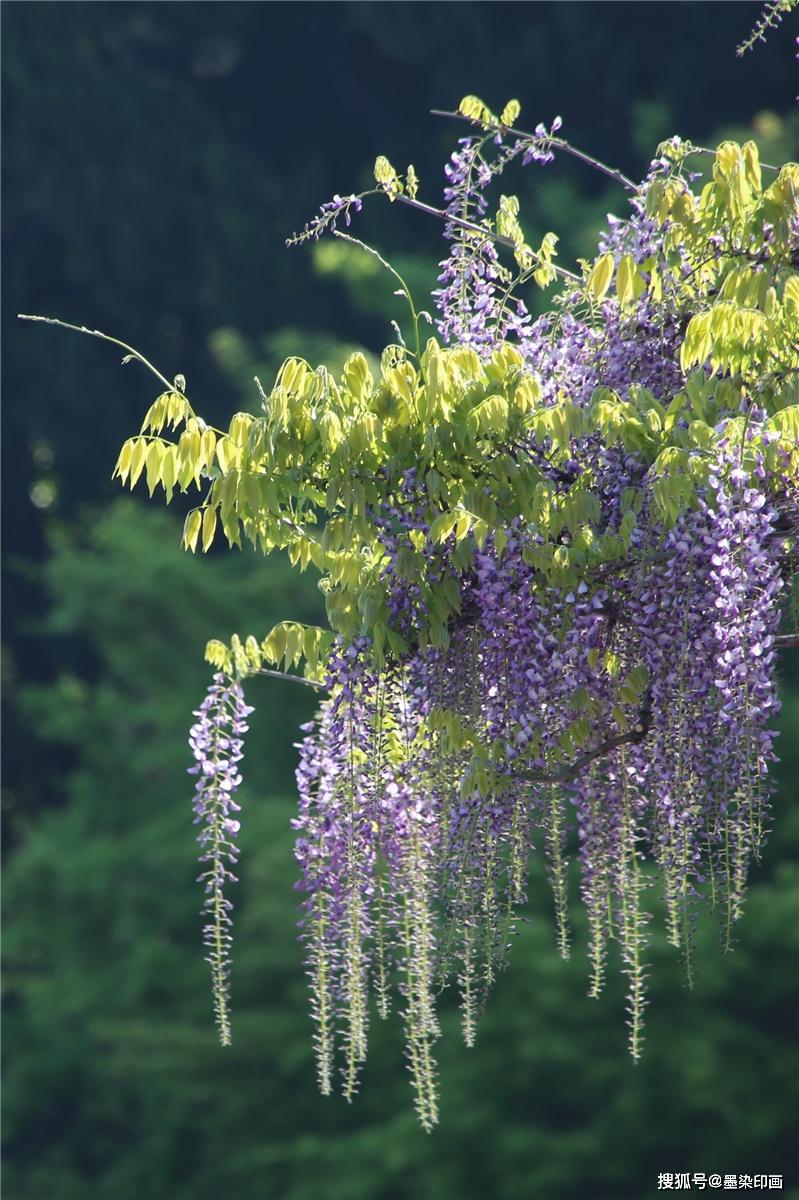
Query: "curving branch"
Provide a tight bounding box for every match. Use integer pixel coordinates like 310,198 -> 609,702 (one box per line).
253,667 -> 326,691
519,629 -> 799,785
523,689 -> 654,786
263,633 -> 797,694
429,108 -> 639,193
393,192 -> 581,282
18,313 -> 186,401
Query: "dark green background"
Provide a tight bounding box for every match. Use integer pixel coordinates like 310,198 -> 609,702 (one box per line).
3,4 -> 798,1198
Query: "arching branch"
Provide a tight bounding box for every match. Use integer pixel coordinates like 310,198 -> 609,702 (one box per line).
429,108 -> 639,193
392,193 -> 581,282
253,668 -> 326,691
523,689 -> 654,786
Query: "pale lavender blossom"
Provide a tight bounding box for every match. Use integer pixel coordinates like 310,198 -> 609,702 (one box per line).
188,672 -> 253,1045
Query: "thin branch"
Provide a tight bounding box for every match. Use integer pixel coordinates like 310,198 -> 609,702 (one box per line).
684,145 -> 780,172
18,314 -> 188,404
523,689 -> 654,786
333,230 -> 422,357
394,192 -> 518,250
587,551 -> 674,583
430,109 -> 639,193
253,667 -> 326,691
518,630 -> 799,785
394,193 -> 581,283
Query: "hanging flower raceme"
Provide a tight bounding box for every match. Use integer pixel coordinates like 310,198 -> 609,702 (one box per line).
289,423 -> 792,1121
275,118 -> 797,1119
188,672 -> 253,1044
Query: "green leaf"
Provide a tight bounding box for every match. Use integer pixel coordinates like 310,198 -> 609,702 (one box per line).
113,439 -> 134,485
429,511 -> 458,544
616,254 -> 644,308
145,441 -> 164,497
500,99 -> 521,126
128,439 -> 146,489
587,252 -> 614,301
182,508 -> 202,553
201,506 -> 217,553
767,405 -> 799,441
454,512 -> 472,541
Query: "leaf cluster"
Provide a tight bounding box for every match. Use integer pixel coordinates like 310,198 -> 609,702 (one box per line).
107,138 -> 798,681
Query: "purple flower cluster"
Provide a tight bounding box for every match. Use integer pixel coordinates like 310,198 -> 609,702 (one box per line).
294,651 -> 443,1126
736,0 -> 797,57
433,135 -> 532,351
292,416 -> 788,1107
521,114 -> 563,165
188,672 -> 253,1045
288,178 -> 793,1116
286,192 -> 364,246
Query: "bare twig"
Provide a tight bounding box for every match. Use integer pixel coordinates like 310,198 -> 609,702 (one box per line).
518,630 -> 798,785
523,689 -> 654,786
430,109 -> 639,194
394,193 -> 581,282
395,193 -> 519,249
18,314 -> 186,402
686,145 -> 780,171
254,667 -> 326,691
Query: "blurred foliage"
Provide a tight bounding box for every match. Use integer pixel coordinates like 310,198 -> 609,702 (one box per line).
3,501 -> 798,1199
3,4 -> 799,1198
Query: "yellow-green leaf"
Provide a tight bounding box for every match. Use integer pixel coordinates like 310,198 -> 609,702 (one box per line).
145,440 -> 164,497
500,99 -> 521,127
161,445 -> 177,499
587,252 -> 614,302
113,439 -> 134,485
216,437 -> 234,474
182,508 -> 202,553
616,254 -> 642,308
201,506 -> 217,553
129,438 -> 147,488
458,94 -> 492,126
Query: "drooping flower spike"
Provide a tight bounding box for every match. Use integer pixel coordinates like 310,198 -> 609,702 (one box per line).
188,672 -> 253,1044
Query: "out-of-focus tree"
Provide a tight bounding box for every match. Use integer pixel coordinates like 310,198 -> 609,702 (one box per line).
3,501 -> 797,1200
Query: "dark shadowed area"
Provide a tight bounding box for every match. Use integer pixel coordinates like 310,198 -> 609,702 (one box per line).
3,4 -> 798,1199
